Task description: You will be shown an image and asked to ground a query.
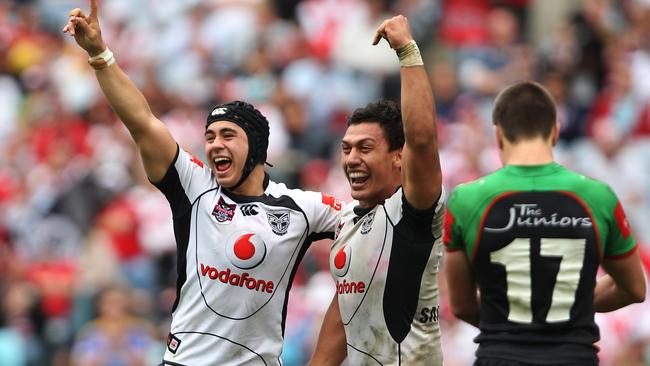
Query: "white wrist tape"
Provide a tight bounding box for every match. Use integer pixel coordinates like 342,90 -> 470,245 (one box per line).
88,48 -> 115,70
396,40 -> 424,68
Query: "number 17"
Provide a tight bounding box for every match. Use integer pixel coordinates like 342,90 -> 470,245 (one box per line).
490,238 -> 586,323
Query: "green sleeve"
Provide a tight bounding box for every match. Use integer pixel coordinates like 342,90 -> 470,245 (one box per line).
603,198 -> 637,258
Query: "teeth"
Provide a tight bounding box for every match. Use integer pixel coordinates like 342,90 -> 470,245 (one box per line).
349,172 -> 368,179
214,157 -> 231,163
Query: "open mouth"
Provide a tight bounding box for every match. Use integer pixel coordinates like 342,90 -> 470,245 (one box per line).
214,157 -> 232,172
348,171 -> 369,187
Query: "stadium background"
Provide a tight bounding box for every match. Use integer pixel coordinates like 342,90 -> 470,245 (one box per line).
1,0 -> 649,364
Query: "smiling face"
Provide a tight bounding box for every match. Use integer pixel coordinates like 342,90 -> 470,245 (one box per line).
341,122 -> 402,208
204,121 -> 249,188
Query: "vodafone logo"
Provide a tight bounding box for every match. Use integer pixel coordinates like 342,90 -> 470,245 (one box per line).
226,233 -> 267,269
332,244 -> 351,277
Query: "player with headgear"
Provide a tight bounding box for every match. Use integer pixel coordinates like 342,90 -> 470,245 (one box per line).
63,2 -> 343,365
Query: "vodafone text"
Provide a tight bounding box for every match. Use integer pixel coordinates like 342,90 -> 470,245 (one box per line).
336,279 -> 366,294
200,263 -> 274,293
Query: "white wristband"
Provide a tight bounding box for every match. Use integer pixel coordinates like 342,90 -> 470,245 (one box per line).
396,40 -> 424,68
88,48 -> 115,69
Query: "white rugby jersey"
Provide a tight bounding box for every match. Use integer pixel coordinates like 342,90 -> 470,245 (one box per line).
154,147 -> 342,366
330,187 -> 445,365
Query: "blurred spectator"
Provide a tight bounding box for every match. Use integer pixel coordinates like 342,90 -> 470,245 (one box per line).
0,1 -> 648,365
70,285 -> 157,366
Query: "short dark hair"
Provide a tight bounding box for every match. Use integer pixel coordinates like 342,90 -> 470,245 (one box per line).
492,81 -> 557,143
347,100 -> 404,151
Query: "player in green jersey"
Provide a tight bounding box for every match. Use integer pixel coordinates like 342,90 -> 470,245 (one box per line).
444,81 -> 646,365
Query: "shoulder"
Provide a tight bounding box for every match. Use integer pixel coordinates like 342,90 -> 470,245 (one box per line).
265,180 -> 345,210
448,175 -> 492,208
555,167 -> 618,204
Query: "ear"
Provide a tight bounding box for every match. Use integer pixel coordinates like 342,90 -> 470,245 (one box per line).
495,125 -> 504,150
551,122 -> 560,146
393,149 -> 402,170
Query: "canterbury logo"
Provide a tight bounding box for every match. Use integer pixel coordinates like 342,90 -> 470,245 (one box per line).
240,204 -> 259,216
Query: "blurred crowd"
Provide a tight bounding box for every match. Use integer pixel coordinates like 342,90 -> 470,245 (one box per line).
1,0 -> 650,365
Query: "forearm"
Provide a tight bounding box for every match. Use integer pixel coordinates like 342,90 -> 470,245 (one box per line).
309,296 -> 347,366
94,62 -> 156,141
456,301 -> 480,327
594,274 -> 645,312
400,64 -> 436,149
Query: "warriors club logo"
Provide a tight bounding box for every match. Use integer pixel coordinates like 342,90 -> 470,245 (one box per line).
212,197 -> 236,223
361,212 -> 375,234
332,244 -> 351,277
267,211 -> 290,236
226,233 -> 267,269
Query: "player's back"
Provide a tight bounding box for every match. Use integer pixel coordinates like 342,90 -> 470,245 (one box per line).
445,163 -> 636,364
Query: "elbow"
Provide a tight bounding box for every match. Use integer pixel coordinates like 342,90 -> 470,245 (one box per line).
631,283 -> 646,304
450,304 -> 477,323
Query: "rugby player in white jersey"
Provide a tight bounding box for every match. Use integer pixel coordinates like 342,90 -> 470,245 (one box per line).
309,15 -> 444,366
63,2 -> 343,365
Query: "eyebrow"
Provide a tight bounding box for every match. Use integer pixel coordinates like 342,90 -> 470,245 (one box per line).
205,127 -> 238,137
341,137 -> 376,146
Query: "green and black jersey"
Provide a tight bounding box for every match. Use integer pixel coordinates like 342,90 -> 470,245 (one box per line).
444,163 -> 637,364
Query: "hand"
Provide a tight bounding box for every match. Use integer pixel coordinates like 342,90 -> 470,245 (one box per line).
62,0 -> 106,57
372,15 -> 413,50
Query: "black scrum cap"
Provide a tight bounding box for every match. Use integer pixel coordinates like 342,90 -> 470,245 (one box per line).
206,101 -> 270,189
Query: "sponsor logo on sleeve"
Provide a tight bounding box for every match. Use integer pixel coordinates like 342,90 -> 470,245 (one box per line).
267,211 -> 290,235
183,148 -> 204,168
321,193 -> 342,211
614,202 -> 631,239
167,333 -> 181,354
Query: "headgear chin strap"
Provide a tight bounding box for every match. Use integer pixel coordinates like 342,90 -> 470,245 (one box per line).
206,101 -> 270,190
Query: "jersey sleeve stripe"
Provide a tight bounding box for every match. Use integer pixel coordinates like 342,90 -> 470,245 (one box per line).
473,191 -> 517,263
603,244 -> 638,260
443,207 -> 454,247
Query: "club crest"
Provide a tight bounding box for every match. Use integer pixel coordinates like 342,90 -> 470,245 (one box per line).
361,212 -> 375,234
267,211 -> 290,236
212,196 -> 236,223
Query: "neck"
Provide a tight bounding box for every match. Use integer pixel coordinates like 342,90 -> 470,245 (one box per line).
358,182 -> 400,209
229,165 -> 265,196
501,138 -> 555,166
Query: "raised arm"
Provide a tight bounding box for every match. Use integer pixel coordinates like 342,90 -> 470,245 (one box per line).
63,0 -> 177,182
374,16 -> 442,209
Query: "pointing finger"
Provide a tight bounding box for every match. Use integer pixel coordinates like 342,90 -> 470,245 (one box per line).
89,0 -> 98,20
372,21 -> 387,45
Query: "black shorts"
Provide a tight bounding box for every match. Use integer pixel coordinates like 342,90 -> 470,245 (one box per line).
474,358 -> 596,366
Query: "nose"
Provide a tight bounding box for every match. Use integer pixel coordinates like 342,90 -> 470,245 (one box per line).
207,136 -> 226,150
345,148 -> 362,167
